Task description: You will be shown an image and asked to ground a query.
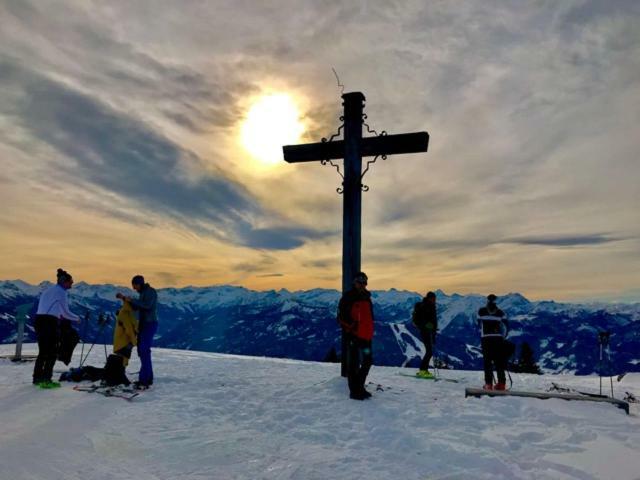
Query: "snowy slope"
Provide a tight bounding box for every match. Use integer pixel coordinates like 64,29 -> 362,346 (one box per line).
1,344 -> 639,480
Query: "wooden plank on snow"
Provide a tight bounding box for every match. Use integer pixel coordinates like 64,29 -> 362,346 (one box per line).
465,387 -> 630,414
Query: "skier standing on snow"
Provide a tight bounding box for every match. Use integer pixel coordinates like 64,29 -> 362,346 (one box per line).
477,294 -> 509,391
117,275 -> 157,390
33,268 -> 81,387
337,272 -> 374,400
412,291 -> 438,378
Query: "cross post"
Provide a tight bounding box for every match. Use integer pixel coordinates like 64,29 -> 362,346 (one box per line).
283,92 -> 429,376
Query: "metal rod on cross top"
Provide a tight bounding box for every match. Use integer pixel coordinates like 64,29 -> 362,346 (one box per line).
283,92 -> 429,376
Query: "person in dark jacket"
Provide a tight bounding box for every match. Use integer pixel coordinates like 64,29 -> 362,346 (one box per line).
337,272 -> 374,400
117,275 -> 158,389
477,294 -> 509,390
412,291 -> 438,378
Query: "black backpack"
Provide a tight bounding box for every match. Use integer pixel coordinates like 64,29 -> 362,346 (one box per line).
103,354 -> 130,386
411,302 -> 423,327
502,339 -> 516,362
59,365 -> 104,383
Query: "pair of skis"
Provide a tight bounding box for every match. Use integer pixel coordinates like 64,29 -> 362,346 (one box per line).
73,383 -> 140,401
547,382 -> 609,399
548,381 -> 637,410
397,371 -> 460,383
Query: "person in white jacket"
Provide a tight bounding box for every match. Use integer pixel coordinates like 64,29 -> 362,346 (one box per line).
32,268 -> 80,387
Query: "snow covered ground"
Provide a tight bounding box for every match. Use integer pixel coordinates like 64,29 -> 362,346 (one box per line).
1,344 -> 639,480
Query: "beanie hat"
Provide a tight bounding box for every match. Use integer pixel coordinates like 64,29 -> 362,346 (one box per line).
56,268 -> 73,284
354,272 -> 368,284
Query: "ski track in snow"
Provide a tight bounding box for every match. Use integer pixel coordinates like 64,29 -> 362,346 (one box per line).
1,345 -> 640,480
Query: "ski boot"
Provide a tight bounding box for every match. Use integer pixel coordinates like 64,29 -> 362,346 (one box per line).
494,383 -> 507,391
350,391 -> 367,401
133,381 -> 151,391
416,370 -> 434,379
483,383 -> 493,391
37,380 -> 61,389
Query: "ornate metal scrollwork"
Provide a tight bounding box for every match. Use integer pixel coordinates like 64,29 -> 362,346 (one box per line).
360,153 -> 387,192
362,113 -> 387,138
359,113 -> 389,192
320,118 -> 346,194
321,121 -> 344,145
321,159 -> 344,180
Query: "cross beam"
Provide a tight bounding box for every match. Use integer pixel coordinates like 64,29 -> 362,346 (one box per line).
283,132 -> 429,163
283,91 -> 429,376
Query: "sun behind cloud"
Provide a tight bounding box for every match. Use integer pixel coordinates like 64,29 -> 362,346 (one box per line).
241,93 -> 305,168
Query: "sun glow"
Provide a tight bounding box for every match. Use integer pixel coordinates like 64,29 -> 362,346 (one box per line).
241,93 -> 305,167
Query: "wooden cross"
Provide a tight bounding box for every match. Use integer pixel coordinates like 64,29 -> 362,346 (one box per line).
283,92 -> 429,375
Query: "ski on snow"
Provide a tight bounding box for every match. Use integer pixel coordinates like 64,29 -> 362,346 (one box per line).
466,386 -> 630,414
547,382 -> 609,399
397,372 -> 460,383
73,383 -> 140,401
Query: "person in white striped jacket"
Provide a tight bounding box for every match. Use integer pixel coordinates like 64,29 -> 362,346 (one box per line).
477,294 -> 509,391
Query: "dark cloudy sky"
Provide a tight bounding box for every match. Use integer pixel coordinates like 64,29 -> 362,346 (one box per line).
1,1 -> 638,302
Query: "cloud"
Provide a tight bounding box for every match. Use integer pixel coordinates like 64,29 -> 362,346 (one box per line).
504,234 -> 622,248
154,271 -> 181,286
232,255 -> 277,273
375,191 -> 471,225
0,58 -> 325,250
0,1 -> 255,133
0,0 -> 639,299
302,259 -> 334,269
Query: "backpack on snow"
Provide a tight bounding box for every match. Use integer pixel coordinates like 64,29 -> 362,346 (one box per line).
59,365 -> 104,383
502,339 -> 516,362
411,302 -> 423,327
103,354 -> 130,386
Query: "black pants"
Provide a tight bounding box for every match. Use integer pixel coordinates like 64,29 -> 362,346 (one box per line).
419,330 -> 435,371
33,315 -> 59,383
481,336 -> 506,385
347,335 -> 373,395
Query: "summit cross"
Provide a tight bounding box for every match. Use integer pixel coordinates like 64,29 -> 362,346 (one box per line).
283,91 -> 429,375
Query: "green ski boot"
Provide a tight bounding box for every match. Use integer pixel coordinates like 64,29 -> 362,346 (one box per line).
37,380 -> 62,389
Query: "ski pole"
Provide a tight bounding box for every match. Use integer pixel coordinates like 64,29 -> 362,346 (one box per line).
610,376 -> 614,399
432,333 -> 439,378
78,310 -> 90,368
103,314 -> 109,361
599,340 -> 603,396
80,313 -> 109,367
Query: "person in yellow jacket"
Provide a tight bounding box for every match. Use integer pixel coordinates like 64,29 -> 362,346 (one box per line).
113,301 -> 138,366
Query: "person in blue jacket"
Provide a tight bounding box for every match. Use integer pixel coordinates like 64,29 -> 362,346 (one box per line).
117,275 -> 158,389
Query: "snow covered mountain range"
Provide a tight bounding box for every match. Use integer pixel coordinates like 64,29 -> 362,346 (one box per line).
1,280 -> 638,374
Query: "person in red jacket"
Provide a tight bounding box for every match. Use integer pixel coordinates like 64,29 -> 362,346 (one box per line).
338,272 -> 375,400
